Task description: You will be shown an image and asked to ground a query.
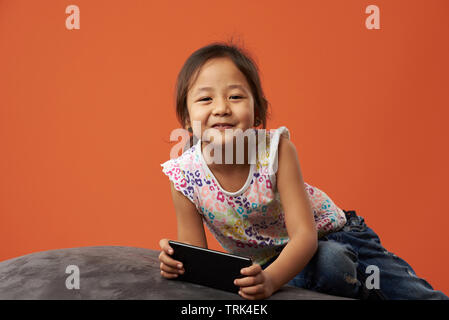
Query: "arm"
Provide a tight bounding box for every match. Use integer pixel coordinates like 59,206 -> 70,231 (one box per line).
235,136 -> 318,299
264,136 -> 318,292
169,181 -> 208,248
159,180 -> 208,279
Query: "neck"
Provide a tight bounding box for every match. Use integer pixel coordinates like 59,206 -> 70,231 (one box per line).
201,139 -> 254,172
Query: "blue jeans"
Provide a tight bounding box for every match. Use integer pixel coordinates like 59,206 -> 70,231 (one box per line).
262,210 -> 449,300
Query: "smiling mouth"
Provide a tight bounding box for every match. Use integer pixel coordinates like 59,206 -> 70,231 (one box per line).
212,124 -> 235,129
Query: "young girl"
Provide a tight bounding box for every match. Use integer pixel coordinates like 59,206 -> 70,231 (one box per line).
158,42 -> 448,300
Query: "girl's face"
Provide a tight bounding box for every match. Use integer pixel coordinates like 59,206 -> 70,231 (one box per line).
186,57 -> 255,145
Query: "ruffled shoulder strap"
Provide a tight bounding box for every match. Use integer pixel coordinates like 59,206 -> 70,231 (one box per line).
160,145 -> 201,211
267,126 -> 290,190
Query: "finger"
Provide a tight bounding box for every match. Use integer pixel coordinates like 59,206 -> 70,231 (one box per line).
158,251 -> 183,269
160,262 -> 185,274
159,239 -> 174,255
234,274 -> 263,288
240,284 -> 264,295
160,270 -> 179,279
238,290 -> 262,300
241,264 -> 262,276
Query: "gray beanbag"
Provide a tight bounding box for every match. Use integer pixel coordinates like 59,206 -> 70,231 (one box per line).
0,246 -> 349,300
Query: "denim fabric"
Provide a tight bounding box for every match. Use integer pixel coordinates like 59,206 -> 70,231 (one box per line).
262,210 -> 449,300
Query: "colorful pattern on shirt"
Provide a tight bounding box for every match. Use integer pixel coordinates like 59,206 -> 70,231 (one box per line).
161,126 -> 346,265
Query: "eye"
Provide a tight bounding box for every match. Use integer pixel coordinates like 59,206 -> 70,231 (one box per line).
197,96 -> 244,102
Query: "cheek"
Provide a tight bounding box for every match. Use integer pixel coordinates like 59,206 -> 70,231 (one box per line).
188,107 -> 208,122
245,98 -> 255,118
237,105 -> 255,124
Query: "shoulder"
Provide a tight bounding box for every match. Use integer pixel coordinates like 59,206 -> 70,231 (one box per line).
277,134 -> 300,177
160,143 -> 201,196
262,126 -> 296,188
161,144 -> 202,210
265,126 -> 290,141
278,134 -> 296,155
274,127 -> 305,190
275,126 -> 297,168
161,143 -> 198,173
263,126 -> 291,160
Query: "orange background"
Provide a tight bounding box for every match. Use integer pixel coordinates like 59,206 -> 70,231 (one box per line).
1,0 -> 448,294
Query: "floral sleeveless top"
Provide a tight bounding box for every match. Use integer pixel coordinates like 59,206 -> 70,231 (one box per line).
161,126 -> 347,266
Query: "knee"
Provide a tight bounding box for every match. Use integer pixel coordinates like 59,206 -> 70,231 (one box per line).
312,240 -> 358,281
289,240 -> 362,297
316,240 -> 357,264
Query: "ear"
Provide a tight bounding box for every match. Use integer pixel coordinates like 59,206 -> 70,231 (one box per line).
254,112 -> 261,127
253,106 -> 261,127
183,116 -> 191,131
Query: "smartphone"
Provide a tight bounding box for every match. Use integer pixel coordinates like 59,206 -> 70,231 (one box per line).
167,240 -> 253,294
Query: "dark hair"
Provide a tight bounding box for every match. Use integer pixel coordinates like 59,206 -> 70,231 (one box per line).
174,40 -> 270,151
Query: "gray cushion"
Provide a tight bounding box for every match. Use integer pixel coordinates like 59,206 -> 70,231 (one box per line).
0,246 -> 350,300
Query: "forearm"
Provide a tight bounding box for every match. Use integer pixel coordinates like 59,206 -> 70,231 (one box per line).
264,232 -> 318,292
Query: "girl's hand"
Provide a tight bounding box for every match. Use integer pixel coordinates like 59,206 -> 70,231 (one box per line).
234,264 -> 275,300
158,238 -> 185,279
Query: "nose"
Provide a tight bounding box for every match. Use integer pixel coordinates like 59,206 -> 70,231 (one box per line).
212,98 -> 231,116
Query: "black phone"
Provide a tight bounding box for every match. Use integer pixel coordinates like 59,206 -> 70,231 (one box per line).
167,240 -> 253,294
